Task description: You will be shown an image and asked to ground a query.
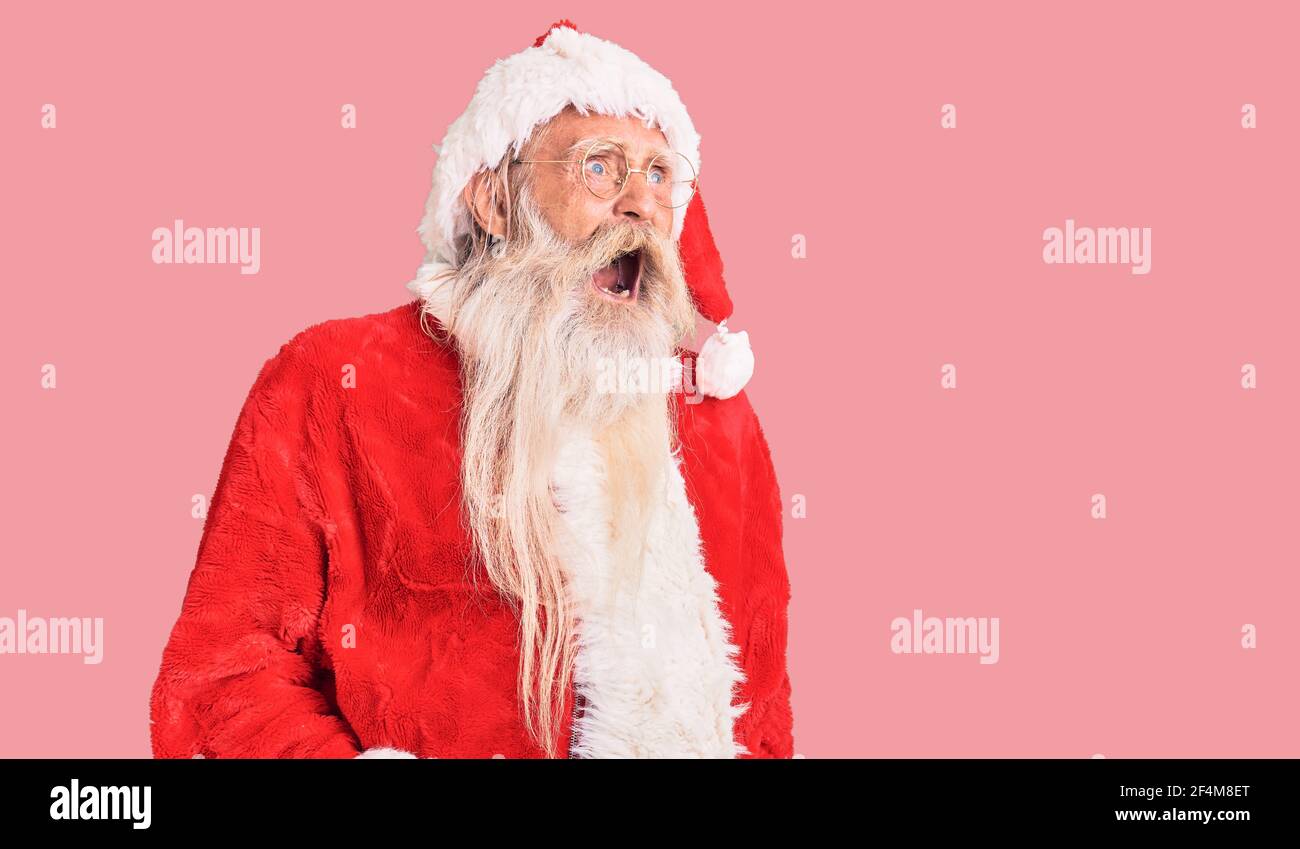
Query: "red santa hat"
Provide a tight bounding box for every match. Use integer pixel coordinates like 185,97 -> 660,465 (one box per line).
408,19 -> 754,400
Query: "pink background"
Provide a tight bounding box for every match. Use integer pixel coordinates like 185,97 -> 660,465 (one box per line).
2,1 -> 1297,757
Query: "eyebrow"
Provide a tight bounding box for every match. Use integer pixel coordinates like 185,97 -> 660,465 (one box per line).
564,135 -> 673,163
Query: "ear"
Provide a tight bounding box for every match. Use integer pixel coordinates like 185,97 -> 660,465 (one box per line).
462,168 -> 509,240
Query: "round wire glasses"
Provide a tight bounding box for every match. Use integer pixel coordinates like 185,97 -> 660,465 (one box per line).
515,137 -> 698,209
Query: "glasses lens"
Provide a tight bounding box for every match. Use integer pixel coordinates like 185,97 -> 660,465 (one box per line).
647,151 -> 696,208
581,140 -> 628,199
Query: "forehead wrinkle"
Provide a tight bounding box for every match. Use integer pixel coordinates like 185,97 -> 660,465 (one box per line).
565,134 -> 672,166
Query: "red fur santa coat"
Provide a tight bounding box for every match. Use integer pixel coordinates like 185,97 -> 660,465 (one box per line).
148,300 -> 794,758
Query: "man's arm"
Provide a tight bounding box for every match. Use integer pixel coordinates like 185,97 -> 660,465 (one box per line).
149,340 -> 365,758
732,396 -> 795,758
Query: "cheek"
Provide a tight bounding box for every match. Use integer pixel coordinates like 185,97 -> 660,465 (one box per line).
531,174 -> 600,240
655,208 -> 673,238
563,196 -> 614,241
643,207 -> 673,242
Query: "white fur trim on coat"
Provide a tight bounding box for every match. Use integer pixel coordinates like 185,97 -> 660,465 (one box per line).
416,24 -> 701,265
355,747 -> 418,759
550,425 -> 750,758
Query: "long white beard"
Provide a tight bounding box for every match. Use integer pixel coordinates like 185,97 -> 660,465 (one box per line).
408,187 -> 697,753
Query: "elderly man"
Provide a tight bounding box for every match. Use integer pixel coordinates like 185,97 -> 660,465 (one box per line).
149,20 -> 793,759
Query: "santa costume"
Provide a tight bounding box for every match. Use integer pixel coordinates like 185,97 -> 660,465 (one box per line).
149,20 -> 794,759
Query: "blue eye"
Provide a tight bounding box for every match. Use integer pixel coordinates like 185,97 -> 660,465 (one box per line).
648,170 -> 665,185
588,161 -> 606,176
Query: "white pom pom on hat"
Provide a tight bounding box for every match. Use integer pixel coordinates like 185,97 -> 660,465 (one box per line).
695,321 -> 755,401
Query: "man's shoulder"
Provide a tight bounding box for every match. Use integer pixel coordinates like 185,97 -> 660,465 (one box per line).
282,299 -> 443,358
251,300 -> 458,396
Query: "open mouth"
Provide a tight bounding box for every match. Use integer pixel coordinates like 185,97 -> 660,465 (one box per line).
590,248 -> 643,304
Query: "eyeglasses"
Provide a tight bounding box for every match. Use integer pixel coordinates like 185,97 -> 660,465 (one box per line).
514,137 -> 698,209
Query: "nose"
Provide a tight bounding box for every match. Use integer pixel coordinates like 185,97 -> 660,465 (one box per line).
612,172 -> 659,222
